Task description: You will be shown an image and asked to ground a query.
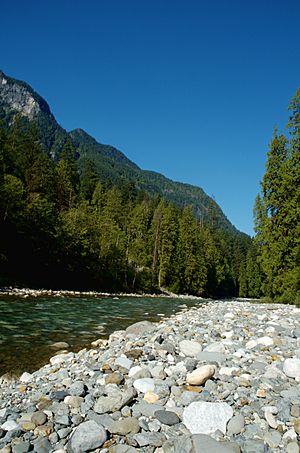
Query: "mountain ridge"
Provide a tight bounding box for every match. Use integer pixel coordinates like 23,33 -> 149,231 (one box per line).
0,69 -> 239,234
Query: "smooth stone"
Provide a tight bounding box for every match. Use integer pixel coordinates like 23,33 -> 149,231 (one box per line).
50,342 -> 70,349
124,349 -> 143,360
245,339 -> 257,349
186,365 -> 215,386
31,411 -> 47,426
109,417 -> 140,435
192,434 -> 241,453
183,401 -> 233,435
33,437 -> 52,452
264,430 -> 282,448
203,342 -> 226,353
286,442 -> 300,453
257,336 -> 273,347
226,415 -> 245,435
64,396 -> 83,408
115,356 -> 133,370
19,372 -> 33,384
1,420 -> 19,431
126,321 -> 156,336
66,420 -> 107,453
94,394 -> 122,414
283,358 -> 300,378
133,432 -> 166,447
11,441 -> 30,453
133,378 -> 155,393
108,446 -> 139,453
154,409 -> 180,425
179,340 -> 202,357
105,372 -> 124,385
144,391 -> 160,403
69,381 -> 86,397
196,352 -> 226,363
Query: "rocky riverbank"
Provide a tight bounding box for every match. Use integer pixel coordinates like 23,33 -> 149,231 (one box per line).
1,300 -> 300,452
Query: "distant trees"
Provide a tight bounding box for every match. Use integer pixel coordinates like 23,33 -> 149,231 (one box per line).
254,89 -> 300,303
0,115 -> 257,297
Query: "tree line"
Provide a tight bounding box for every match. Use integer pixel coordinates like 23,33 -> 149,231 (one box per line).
0,115 -> 260,297
254,89 -> 300,304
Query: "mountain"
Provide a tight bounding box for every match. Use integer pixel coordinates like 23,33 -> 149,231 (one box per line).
0,69 -> 237,233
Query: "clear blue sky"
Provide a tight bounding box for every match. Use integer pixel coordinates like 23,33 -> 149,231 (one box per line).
1,0 -> 300,236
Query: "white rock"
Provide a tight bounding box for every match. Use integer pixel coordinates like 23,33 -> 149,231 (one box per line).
19,372 -> 33,383
128,366 -> 142,377
245,339 -> 257,349
115,356 -> 133,370
283,358 -> 300,379
182,401 -> 233,434
257,336 -> 274,347
219,367 -> 239,376
133,378 -> 155,393
203,342 -> 226,353
179,340 -> 202,357
224,312 -> 235,319
1,420 -> 19,431
186,365 -> 215,386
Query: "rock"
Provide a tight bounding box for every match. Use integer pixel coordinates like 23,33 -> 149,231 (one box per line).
115,356 -> 133,370
257,336 -> 273,347
192,434 -> 241,453
179,340 -> 202,356
133,432 -> 166,447
264,430 -> 282,448
109,417 -> 140,435
1,420 -> 19,431
108,446 -> 138,453
133,378 -> 155,393
203,342 -> 226,353
19,372 -> 33,384
31,411 -> 47,426
11,441 -> 30,453
283,358 -> 300,379
124,349 -> 143,360
66,420 -> 107,452
186,365 -> 215,386
286,442 -> 300,453
226,414 -> 245,435
196,352 -> 226,363
94,393 -> 122,414
64,396 -> 83,408
126,321 -> 156,336
68,381 -> 86,397
144,391 -> 159,403
183,401 -> 233,435
50,342 -> 70,349
154,409 -> 180,425
105,372 -> 124,385
33,437 -> 52,452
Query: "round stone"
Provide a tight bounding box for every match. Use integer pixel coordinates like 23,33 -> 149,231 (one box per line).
186,365 -> 215,386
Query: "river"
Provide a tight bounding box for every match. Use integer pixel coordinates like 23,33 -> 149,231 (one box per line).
0,294 -> 208,376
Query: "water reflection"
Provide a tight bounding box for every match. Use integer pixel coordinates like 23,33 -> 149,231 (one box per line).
0,295 -> 207,375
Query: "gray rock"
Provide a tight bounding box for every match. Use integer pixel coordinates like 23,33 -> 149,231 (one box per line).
109,417 -> 140,435
31,411 -> 47,426
192,434 -> 241,453
226,414 -> 245,435
108,445 -> 138,453
33,437 -> 52,453
126,321 -> 156,337
196,352 -> 226,363
12,441 -> 30,453
66,420 -> 107,452
134,432 -> 166,447
180,340 -> 202,357
154,409 -> 180,425
69,381 -> 86,397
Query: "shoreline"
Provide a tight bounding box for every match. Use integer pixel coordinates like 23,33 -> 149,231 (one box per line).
0,286 -> 209,300
0,300 -> 299,452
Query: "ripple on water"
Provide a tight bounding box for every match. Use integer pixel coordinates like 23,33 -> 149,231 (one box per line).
0,295 -> 207,375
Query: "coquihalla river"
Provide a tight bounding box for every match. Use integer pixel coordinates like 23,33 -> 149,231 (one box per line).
0,295 -> 209,376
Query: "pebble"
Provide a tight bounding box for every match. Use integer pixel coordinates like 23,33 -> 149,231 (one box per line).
0,299 -> 300,452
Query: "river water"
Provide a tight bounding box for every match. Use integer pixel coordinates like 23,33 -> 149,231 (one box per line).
0,295 -> 208,376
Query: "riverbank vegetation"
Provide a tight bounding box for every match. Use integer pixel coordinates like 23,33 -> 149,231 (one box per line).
254,89 -> 300,304
0,116 -> 259,297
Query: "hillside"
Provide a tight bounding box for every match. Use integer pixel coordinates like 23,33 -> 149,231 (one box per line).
0,69 -> 237,233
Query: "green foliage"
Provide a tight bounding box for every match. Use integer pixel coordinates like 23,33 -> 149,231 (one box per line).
254,89 -> 300,301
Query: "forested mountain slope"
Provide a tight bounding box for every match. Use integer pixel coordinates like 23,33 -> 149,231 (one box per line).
0,69 -> 236,233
